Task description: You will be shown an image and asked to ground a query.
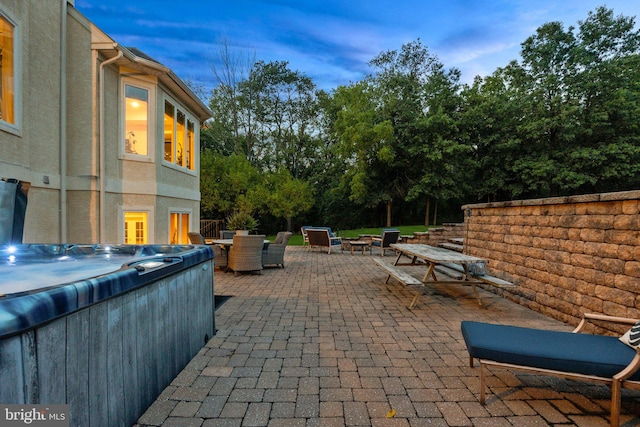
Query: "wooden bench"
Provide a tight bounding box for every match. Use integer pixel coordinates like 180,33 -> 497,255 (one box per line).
439,242 -> 464,253
373,258 -> 422,287
475,275 -> 515,288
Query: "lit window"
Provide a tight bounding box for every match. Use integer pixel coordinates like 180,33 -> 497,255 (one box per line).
176,110 -> 185,167
124,212 -> 148,244
187,120 -> 194,169
0,14 -> 15,125
164,101 -> 174,162
124,84 -> 149,155
163,98 -> 195,170
169,212 -> 190,244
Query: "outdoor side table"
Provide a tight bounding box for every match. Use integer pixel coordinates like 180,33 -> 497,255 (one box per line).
350,240 -> 369,255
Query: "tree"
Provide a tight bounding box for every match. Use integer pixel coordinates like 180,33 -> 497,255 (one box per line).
463,6 -> 640,200
199,151 -> 262,219
240,61 -> 320,176
570,7 -> 640,192
362,39 -> 468,226
405,62 -> 470,225
206,37 -> 256,154
258,168 -> 315,231
332,80 -> 394,224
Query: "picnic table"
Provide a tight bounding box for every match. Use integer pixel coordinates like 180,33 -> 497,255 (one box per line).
388,243 -> 489,309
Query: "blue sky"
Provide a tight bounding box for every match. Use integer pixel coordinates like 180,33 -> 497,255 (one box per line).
75,1 -> 640,94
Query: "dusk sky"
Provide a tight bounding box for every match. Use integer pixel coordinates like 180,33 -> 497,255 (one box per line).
75,1 -> 640,96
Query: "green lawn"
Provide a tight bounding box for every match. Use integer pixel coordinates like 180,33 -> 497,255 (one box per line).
269,225 -> 431,245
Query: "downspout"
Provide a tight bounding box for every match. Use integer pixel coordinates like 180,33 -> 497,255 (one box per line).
98,47 -> 122,243
59,0 -> 67,242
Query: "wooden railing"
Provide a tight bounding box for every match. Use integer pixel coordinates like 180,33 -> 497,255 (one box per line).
200,219 -> 225,239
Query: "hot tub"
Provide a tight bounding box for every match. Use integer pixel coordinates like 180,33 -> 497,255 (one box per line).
0,243 -> 215,426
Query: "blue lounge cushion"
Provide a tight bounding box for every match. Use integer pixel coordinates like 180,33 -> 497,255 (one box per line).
461,321 -> 640,381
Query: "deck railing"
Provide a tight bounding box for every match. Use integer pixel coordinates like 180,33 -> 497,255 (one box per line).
200,219 -> 225,239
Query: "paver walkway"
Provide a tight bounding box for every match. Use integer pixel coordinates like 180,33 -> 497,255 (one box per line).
135,246 -> 640,426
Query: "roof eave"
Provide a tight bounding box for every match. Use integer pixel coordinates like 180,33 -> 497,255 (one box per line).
92,40 -> 212,121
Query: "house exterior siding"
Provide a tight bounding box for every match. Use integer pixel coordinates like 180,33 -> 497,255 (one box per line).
0,1 -> 211,244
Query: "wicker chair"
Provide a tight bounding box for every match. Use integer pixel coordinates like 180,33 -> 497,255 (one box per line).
227,234 -> 265,276
188,231 -> 228,270
188,232 -> 205,244
262,231 -> 293,268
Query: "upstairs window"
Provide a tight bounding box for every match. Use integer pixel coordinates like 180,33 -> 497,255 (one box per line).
163,101 -> 174,162
123,81 -> 154,158
0,14 -> 16,126
163,98 -> 195,170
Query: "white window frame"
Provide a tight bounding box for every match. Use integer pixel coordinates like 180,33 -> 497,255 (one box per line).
118,205 -> 155,244
0,9 -> 21,135
120,77 -> 156,162
168,208 -> 193,244
162,95 -> 197,174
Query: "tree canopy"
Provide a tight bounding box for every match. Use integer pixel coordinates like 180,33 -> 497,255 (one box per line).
199,7 -> 640,233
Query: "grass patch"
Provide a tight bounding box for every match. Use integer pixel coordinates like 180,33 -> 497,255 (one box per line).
268,225 -> 432,246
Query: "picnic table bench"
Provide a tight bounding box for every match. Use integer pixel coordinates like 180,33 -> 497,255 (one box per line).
373,258 -> 422,287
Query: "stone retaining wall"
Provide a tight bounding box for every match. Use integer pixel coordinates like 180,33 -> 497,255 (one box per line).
403,223 -> 464,245
462,190 -> 640,327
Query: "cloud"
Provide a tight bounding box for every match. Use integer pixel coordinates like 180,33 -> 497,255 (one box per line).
76,0 -> 640,94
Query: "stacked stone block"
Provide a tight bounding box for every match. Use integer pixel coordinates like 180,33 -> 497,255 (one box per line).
462,191 -> 640,327
403,223 -> 464,245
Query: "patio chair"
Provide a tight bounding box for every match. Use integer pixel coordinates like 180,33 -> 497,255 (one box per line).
370,228 -> 400,256
262,231 -> 293,268
461,313 -> 640,427
307,228 -> 342,254
227,234 -> 266,276
188,232 -> 205,244
188,231 -> 227,270
220,229 -> 234,239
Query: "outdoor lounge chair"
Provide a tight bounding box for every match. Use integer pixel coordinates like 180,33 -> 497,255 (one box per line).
262,231 -> 292,268
227,234 -> 265,276
370,228 -> 400,256
306,228 -> 342,254
461,313 -> 640,427
301,226 -> 312,246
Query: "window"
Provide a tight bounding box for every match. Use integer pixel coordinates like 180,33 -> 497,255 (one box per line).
169,212 -> 190,244
163,101 -> 174,162
163,98 -> 195,170
176,110 -> 185,167
124,84 -> 149,156
187,120 -> 195,169
124,211 -> 148,244
0,14 -> 16,126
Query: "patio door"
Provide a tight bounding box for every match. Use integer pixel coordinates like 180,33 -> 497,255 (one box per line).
124,211 -> 148,244
169,212 -> 190,244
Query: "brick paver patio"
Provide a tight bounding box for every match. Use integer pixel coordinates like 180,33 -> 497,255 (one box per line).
136,246 -> 640,426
